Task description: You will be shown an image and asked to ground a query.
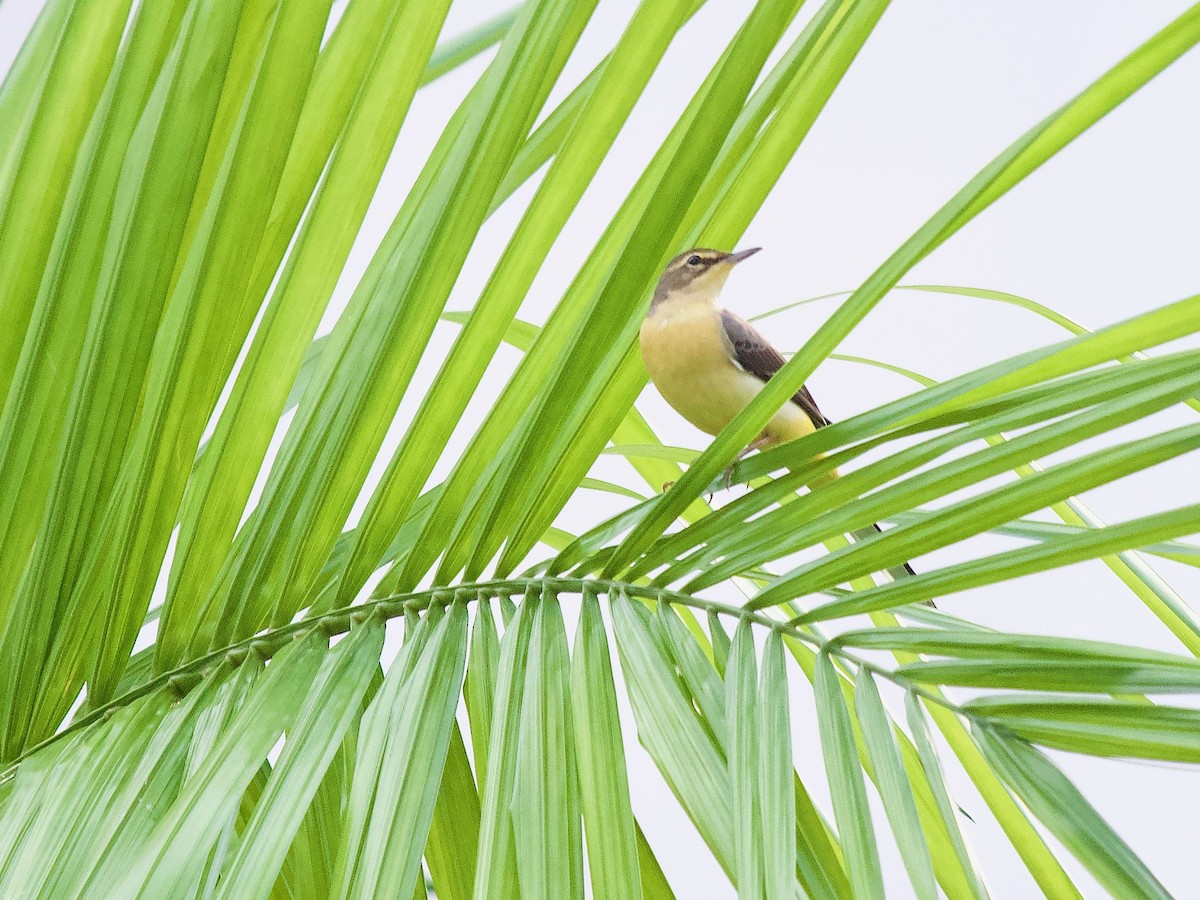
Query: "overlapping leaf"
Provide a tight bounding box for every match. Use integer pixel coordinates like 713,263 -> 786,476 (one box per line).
1,2 -> 1199,898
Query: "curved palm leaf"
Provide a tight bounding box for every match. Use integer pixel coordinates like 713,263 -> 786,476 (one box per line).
1,1 -> 1199,898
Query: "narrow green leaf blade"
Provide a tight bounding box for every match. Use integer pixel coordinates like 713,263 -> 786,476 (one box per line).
854,670 -> 936,900
112,633 -> 326,897
571,589 -> 641,899
472,598 -> 534,900
757,630 -> 796,900
814,652 -> 883,900
423,723 -> 482,900
215,621 -> 384,900
513,594 -> 582,900
965,697 -> 1200,762
464,599 -> 500,792
611,591 -> 733,878
336,605 -> 468,900
974,725 -> 1170,900
726,619 -> 762,899
904,693 -> 990,900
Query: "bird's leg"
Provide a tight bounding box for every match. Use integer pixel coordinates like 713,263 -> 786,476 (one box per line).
723,434 -> 772,489
740,434 -> 773,459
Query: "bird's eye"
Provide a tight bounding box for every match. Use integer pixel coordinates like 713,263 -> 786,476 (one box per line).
687,254 -> 702,266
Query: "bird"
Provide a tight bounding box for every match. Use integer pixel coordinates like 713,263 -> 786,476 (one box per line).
639,246 -> 916,581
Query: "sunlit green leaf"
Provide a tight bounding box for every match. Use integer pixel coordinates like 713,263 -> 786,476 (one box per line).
814,652 -> 883,899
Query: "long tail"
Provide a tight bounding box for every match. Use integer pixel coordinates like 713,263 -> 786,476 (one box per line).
849,524 -> 932,606
813,469 -> 918,585
770,425 -> 927,602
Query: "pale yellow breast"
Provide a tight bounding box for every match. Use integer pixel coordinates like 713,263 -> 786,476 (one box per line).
639,298 -> 818,446
640,300 -> 761,436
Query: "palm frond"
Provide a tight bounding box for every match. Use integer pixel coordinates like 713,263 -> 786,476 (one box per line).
2,0 -> 1199,897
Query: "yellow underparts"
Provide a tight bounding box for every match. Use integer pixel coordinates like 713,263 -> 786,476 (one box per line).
639,294 -> 817,449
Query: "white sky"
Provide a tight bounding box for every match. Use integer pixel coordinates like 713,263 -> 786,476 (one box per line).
3,1 -> 1200,896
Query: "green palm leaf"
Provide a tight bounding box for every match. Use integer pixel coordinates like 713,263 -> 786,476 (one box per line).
2,1 -> 1199,897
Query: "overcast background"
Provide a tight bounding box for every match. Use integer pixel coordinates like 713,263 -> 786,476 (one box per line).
3,1 -> 1200,896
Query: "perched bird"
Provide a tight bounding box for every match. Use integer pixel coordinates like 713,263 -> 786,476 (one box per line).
639,247 -> 827,456
639,246 -> 916,580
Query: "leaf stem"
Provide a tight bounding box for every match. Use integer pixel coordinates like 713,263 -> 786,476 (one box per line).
1,576 -> 966,781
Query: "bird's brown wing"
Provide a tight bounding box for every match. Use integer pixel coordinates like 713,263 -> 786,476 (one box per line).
722,310 -> 920,581
720,309 -> 830,428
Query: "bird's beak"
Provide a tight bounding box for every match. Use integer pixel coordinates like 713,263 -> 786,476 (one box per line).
728,247 -> 761,265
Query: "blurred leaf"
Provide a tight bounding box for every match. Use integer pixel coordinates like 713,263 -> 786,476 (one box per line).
974,725 -> 1170,899
966,697 -> 1200,762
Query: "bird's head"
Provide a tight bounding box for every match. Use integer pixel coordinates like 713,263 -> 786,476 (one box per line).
649,246 -> 760,311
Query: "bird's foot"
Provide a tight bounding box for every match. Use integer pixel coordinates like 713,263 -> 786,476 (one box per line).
739,434 -> 772,460
723,435 -> 772,491
661,480 -> 675,493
